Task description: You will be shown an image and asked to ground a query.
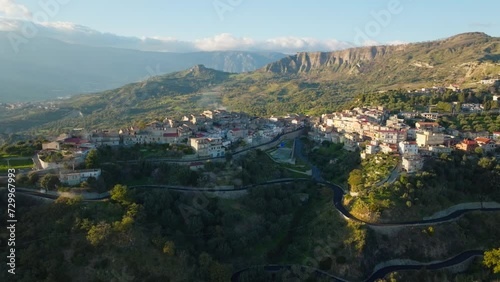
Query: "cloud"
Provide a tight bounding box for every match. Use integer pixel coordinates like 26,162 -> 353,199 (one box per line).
195,33 -> 256,51
469,22 -> 495,28
387,40 -> 408,46
0,0 -> 31,19
359,39 -> 380,47
0,18 -> 386,53
262,37 -> 354,53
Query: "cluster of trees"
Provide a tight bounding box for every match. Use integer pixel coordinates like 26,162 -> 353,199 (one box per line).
0,140 -> 43,157
351,88 -> 498,113
222,79 -> 352,116
349,151 -> 500,220
484,248 -> 500,274
236,149 -> 293,185
307,140 -> 361,183
438,113 -> 500,133
348,154 -> 399,193
39,151 -> 64,163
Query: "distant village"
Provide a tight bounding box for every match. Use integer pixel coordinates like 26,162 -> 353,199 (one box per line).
16,77 -> 500,187
310,106 -> 499,174
32,109 -> 305,186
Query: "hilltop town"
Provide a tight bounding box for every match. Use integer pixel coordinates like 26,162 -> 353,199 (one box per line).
11,87 -> 499,189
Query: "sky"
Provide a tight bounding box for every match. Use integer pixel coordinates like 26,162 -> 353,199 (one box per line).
0,0 -> 499,53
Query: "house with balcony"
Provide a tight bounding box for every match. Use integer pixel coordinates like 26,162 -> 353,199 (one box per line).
475,137 -> 496,153
402,154 -> 424,173
456,139 -> 478,153
398,141 -> 418,155
88,130 -> 121,146
375,130 -> 407,144
416,131 -> 445,147
380,143 -> 398,154
189,137 -> 225,158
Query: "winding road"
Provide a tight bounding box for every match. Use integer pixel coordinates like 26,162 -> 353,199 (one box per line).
8,136 -> 500,281
13,178 -> 500,282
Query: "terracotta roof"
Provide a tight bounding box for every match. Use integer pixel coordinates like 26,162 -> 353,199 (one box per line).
462,139 -> 477,145
163,133 -> 179,137
63,138 -> 84,144
475,137 -> 492,144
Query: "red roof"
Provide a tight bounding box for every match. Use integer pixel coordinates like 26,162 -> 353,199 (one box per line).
475,137 -> 492,144
63,138 -> 83,144
462,139 -> 477,145
163,133 -> 179,137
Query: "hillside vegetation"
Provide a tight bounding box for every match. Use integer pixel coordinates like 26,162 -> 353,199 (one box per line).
2,33 -> 499,135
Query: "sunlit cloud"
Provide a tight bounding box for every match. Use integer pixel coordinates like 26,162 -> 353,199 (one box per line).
0,0 -> 32,19
0,18 -> 396,53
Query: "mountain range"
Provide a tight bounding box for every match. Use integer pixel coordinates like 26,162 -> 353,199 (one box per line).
263,32 -> 499,81
1,32 -> 499,135
0,32 -> 285,102
221,32 -> 500,114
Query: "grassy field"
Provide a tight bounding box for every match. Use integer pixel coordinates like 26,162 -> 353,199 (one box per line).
0,158 -> 34,172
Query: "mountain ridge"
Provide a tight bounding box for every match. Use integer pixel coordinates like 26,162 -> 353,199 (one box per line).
261,32 -> 498,78
2,32 -> 500,134
0,33 -> 285,102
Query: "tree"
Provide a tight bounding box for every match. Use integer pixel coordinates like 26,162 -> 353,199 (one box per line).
16,173 -> 29,185
28,171 -> 39,184
225,152 -> 233,163
40,174 -> 60,190
484,248 -> 500,273
406,200 -> 412,208
348,169 -> 363,192
209,261 -> 232,282
478,157 -> 496,170
85,149 -> 100,169
87,222 -> 112,246
162,240 -> 176,256
110,184 -> 132,205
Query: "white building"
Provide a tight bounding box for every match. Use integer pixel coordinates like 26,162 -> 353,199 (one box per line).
88,131 -> 120,146
398,141 -> 418,155
189,137 -> 225,158
365,141 -> 380,155
59,169 -> 101,186
402,155 -> 424,173
416,131 -> 445,147
375,130 -> 407,144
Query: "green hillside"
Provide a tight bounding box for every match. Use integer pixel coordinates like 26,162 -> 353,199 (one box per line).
222,32 -> 500,115
2,32 -> 500,135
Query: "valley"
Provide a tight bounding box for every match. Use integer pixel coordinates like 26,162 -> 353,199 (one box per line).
1,31 -> 500,282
